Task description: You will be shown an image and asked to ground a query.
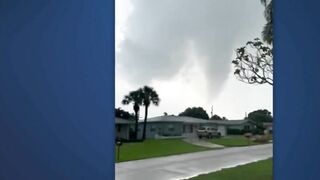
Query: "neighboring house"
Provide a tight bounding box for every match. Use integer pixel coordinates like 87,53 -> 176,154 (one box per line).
135,115 -> 254,139
262,122 -> 273,134
115,117 -> 134,140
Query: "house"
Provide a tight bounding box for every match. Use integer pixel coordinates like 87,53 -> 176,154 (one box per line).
135,115 -> 254,139
115,117 -> 134,140
262,122 -> 273,134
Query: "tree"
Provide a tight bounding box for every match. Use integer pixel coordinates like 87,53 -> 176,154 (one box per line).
247,109 -> 273,130
260,0 -> 273,44
179,107 -> 209,120
232,0 -> 273,86
232,38 -> 273,85
140,86 -> 160,140
122,89 -> 143,140
210,114 -> 222,120
115,108 -> 134,120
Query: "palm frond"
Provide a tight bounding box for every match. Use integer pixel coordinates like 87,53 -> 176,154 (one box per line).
260,0 -> 267,7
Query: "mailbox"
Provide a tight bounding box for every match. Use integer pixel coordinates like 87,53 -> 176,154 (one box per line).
244,133 -> 252,138
244,133 -> 252,145
116,141 -> 122,146
116,140 -> 122,161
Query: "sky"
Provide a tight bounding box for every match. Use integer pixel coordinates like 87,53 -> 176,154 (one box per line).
115,0 -> 273,119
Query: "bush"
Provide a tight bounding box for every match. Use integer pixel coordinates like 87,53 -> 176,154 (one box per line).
118,139 -> 144,143
241,129 -> 252,134
252,135 -> 270,143
227,128 -> 268,136
129,131 -> 136,139
251,128 -> 264,135
227,128 -> 243,135
227,128 -> 253,135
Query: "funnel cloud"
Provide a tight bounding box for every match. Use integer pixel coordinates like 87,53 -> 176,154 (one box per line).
116,0 -> 273,119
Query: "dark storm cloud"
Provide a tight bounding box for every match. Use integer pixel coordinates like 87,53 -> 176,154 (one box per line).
117,0 -> 265,96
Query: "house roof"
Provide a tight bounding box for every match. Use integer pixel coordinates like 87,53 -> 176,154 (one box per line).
115,117 -> 134,124
138,115 -> 249,125
207,118 -> 249,125
262,122 -> 273,127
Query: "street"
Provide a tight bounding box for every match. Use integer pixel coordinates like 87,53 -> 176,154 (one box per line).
116,144 -> 273,180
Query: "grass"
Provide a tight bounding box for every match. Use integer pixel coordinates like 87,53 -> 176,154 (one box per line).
115,139 -> 209,162
188,158 -> 272,180
208,135 -> 260,147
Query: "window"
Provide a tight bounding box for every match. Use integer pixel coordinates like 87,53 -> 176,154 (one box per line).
199,127 -> 206,130
150,125 -> 156,132
168,124 -> 175,131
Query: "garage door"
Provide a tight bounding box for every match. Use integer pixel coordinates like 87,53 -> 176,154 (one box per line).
217,125 -> 226,136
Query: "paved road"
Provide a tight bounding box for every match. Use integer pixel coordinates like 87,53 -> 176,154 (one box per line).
116,144 -> 272,180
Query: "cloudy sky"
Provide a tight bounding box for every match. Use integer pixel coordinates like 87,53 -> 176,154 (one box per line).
115,0 -> 273,119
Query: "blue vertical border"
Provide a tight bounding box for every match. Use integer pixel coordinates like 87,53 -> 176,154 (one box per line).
274,0 -> 320,179
2,0 -> 320,179
0,0 -> 115,179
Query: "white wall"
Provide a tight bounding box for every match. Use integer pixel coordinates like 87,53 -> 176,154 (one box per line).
217,125 -> 227,136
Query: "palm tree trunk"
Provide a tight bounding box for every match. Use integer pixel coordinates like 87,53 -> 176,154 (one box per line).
142,106 -> 148,140
134,111 -> 138,140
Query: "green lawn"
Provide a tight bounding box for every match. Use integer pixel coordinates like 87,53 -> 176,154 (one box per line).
208,136 -> 260,147
115,139 -> 209,162
189,158 -> 273,180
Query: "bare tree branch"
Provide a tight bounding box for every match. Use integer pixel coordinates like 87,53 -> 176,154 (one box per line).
232,38 -> 273,85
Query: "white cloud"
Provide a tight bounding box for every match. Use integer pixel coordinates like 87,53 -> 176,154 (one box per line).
115,0 -> 272,119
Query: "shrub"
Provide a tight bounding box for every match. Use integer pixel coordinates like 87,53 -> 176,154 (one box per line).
227,128 -> 253,135
252,135 -> 270,143
227,128 -> 243,135
241,129 -> 252,134
227,128 -> 266,136
251,128 -> 264,135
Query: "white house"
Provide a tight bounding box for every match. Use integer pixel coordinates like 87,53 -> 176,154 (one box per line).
115,117 -> 134,140
134,115 -> 254,139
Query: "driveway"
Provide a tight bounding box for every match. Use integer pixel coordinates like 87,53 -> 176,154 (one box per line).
116,144 -> 272,180
182,137 -> 224,148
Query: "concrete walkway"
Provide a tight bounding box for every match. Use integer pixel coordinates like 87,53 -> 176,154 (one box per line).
116,144 -> 272,180
183,138 -> 224,149
182,138 -> 224,149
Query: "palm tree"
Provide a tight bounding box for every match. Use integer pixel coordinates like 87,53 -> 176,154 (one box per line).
122,90 -> 143,140
260,0 -> 273,44
140,86 -> 160,140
